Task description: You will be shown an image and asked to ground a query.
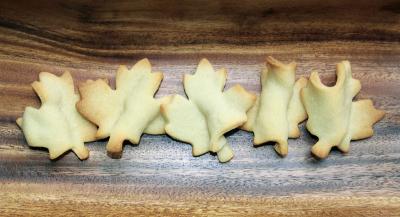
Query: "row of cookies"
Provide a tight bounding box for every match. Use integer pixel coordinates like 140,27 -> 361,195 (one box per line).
17,57 -> 385,162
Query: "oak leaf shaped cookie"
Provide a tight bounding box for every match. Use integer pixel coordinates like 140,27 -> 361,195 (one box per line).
77,59 -> 168,158
16,72 -> 97,160
161,59 -> 256,162
242,57 -> 308,156
301,61 -> 385,158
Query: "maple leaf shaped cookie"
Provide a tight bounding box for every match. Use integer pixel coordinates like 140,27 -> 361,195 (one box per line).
16,72 -> 97,160
161,59 -> 256,162
77,59 -> 167,158
301,61 -> 385,159
242,56 -> 308,156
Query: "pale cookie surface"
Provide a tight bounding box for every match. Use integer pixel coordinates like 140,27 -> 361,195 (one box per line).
242,56 -> 308,156
17,72 -> 97,160
161,59 -> 256,162
77,59 -> 167,158
301,61 -> 385,159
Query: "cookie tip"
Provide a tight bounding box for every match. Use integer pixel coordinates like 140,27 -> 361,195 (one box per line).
274,142 -> 288,157
107,151 -> 123,159
16,117 -> 23,127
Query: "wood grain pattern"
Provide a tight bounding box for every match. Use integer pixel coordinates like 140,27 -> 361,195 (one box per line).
0,0 -> 399,216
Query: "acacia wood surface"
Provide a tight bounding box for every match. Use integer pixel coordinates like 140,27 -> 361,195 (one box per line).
0,0 -> 399,216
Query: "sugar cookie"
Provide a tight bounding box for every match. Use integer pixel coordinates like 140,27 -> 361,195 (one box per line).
301,61 -> 385,158
17,72 -> 97,160
161,59 -> 256,162
242,57 -> 308,156
77,59 -> 167,158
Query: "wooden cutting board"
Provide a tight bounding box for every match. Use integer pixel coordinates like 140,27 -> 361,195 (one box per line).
0,0 -> 399,216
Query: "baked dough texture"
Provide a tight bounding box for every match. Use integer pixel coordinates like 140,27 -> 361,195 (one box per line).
77,59 -> 168,158
242,56 -> 308,156
16,72 -> 97,160
161,59 -> 256,162
301,60 -> 385,159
